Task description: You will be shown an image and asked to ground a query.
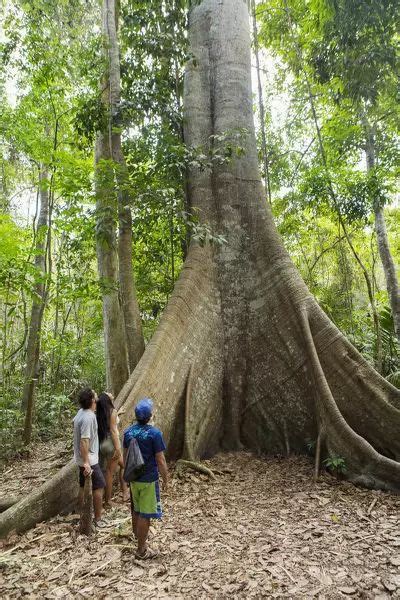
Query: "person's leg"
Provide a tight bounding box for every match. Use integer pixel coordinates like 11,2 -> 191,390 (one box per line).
105,458 -> 118,505
93,487 -> 104,521
136,516 -> 150,554
91,464 -> 106,523
130,483 -> 139,537
132,510 -> 138,537
134,481 -> 162,558
121,473 -> 130,502
118,456 -> 130,501
78,468 -> 85,510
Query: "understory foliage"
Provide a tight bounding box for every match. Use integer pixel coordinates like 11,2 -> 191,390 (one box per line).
0,0 -> 399,457
255,0 -> 399,370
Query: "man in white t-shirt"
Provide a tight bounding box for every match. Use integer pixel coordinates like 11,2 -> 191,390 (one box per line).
73,388 -> 107,528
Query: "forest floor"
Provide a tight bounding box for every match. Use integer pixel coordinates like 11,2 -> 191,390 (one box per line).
1,451 -> 400,599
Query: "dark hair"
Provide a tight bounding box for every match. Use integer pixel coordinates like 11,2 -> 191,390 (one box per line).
78,387 -> 95,410
137,416 -> 151,426
96,392 -> 115,443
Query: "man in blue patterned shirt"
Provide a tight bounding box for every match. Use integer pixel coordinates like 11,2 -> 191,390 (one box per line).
123,398 -> 169,559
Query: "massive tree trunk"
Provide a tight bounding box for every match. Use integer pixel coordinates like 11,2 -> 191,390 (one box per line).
2,0 -> 400,538
21,168 -> 49,445
364,124 -> 400,345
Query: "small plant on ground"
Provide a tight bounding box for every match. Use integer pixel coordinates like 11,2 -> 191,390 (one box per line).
323,455 -> 347,477
306,439 -> 316,455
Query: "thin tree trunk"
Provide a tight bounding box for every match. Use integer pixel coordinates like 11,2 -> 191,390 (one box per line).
364,122 -> 400,345
21,168 -> 49,445
95,135 -> 129,394
251,0 -> 271,204
118,197 -> 145,369
103,0 -> 145,371
305,66 -> 383,372
95,0 -> 130,394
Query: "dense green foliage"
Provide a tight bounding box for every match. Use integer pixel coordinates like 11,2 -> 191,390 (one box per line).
0,0 -> 398,457
256,0 -> 399,369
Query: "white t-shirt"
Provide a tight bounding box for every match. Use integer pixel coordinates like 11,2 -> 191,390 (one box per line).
73,409 -> 99,466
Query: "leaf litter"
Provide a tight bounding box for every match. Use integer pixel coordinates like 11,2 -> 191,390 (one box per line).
1,452 -> 400,598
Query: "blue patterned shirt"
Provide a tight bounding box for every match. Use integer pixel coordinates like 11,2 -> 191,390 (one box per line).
123,423 -> 166,482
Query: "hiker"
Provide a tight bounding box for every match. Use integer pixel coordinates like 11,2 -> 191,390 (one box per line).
96,392 -> 124,507
73,387 -> 107,528
123,398 -> 169,559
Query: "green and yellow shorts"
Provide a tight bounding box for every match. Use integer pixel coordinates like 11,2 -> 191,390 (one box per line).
130,480 -> 162,519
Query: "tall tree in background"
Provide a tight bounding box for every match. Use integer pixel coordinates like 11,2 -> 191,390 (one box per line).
364,121 -> 400,344
2,0 -> 400,538
4,0 -> 96,443
107,0 -> 144,369
307,0 -> 400,343
95,0 -> 144,395
21,168 -> 49,444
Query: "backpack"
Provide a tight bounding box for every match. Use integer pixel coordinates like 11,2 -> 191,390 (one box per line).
123,436 -> 146,482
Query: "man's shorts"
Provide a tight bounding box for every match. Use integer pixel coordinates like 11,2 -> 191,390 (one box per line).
79,463 -> 105,490
130,480 -> 162,519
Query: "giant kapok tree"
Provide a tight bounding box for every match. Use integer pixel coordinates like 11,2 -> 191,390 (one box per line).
1,0 -> 400,538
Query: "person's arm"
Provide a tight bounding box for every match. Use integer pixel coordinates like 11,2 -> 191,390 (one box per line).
122,432 -> 129,470
80,438 -> 91,475
155,451 -> 169,492
110,410 -> 122,460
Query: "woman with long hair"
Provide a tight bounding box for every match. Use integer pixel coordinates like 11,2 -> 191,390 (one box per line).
96,392 -> 123,507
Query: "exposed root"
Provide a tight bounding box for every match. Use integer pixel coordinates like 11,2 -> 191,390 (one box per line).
283,420 -> 290,456
300,305 -> 400,491
0,497 -> 21,513
174,459 -> 216,480
183,363 -> 196,462
314,430 -> 323,482
0,461 -> 77,539
175,363 -> 216,480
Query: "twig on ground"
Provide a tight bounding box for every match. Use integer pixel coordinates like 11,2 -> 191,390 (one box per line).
105,543 -> 133,549
0,544 -> 23,557
367,497 -> 378,515
350,534 -> 375,546
68,564 -> 75,585
77,555 -> 118,580
50,557 -> 69,573
278,564 -> 296,582
35,548 -> 62,559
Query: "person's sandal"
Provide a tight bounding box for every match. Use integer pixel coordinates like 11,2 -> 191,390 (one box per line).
95,518 -> 110,529
135,547 -> 158,560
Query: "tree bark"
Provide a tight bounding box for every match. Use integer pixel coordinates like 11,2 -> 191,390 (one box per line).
105,0 -> 144,370
2,0 -> 400,538
251,0 -> 271,204
21,168 -> 50,445
364,123 -> 400,345
96,0 -> 144,379
95,138 -> 129,395
95,0 -> 130,395
0,497 -> 21,513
